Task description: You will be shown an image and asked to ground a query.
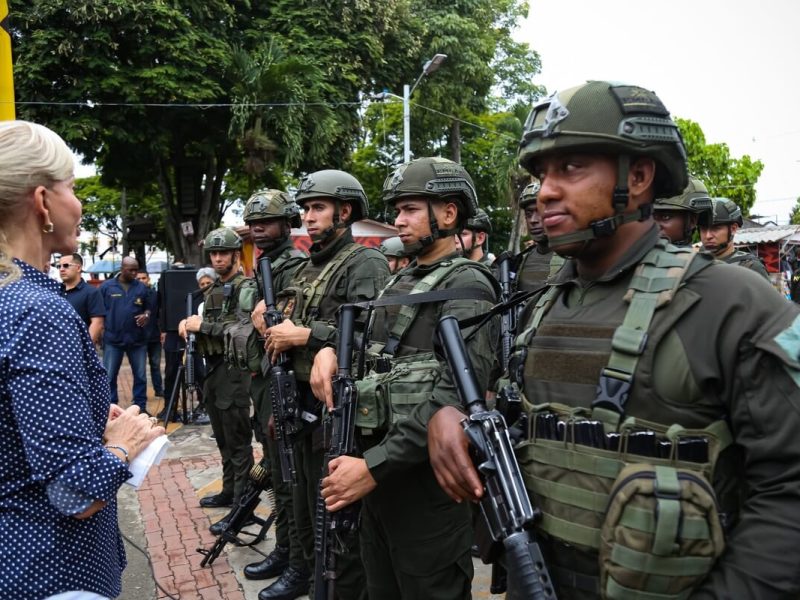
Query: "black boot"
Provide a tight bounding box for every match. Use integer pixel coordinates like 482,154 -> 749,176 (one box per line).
244,545 -> 290,580
199,492 -> 233,508
257,566 -> 310,600
208,510 -> 257,536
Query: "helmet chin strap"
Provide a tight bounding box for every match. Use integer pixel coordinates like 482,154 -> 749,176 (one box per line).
547,156 -> 652,250
310,201 -> 348,243
713,225 -> 734,254
402,201 -> 459,256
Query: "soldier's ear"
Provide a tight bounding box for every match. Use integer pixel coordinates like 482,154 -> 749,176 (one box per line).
340,201 -> 353,223
628,157 -> 656,204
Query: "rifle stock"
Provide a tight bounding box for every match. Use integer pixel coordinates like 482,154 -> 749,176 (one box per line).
198,459 -> 275,567
258,257 -> 299,484
185,292 -> 197,390
314,304 -> 361,600
436,315 -> 556,600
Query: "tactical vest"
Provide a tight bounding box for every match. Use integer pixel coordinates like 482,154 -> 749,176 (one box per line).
228,246 -> 307,373
512,240 -> 732,600
277,242 -> 366,381
198,273 -> 252,358
355,257 -> 495,433
724,250 -> 766,274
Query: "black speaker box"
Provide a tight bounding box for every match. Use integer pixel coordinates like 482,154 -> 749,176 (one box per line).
160,268 -> 199,331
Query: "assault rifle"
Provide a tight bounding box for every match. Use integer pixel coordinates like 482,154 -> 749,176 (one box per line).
437,315 -> 556,600
314,304 -> 361,600
198,458 -> 276,567
185,292 -> 198,390
258,256 -> 300,484
494,251 -> 524,428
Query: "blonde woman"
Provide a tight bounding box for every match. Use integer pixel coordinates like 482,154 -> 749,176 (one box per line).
0,121 -> 164,600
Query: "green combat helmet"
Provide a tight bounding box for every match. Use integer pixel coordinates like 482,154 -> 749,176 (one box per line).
295,170 -> 368,241
382,157 -> 478,255
243,188 -> 302,228
379,236 -> 406,258
654,177 -> 713,245
466,208 -> 492,234
204,227 -> 243,251
518,81 -> 688,250
519,181 -> 540,209
699,198 -> 744,227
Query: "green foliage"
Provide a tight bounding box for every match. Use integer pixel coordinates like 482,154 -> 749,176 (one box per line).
676,118 -> 764,216
789,197 -> 800,225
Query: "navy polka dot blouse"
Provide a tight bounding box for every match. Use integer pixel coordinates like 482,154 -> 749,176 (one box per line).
0,259 -> 132,598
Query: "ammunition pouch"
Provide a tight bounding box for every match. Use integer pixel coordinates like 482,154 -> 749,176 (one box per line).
224,318 -> 263,373
355,352 -> 439,433
516,402 -> 731,599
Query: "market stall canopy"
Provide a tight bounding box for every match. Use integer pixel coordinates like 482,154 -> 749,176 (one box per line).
85,259 -> 121,274
145,260 -> 170,274
735,225 -> 800,245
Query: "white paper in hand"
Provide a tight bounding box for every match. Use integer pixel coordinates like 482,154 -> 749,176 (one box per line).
124,435 -> 171,489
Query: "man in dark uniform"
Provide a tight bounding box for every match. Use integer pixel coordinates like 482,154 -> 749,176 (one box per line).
310,157 -> 499,599
180,228 -> 255,533
239,189 -> 308,587
261,170 -> 389,600
699,197 -> 770,279
100,257 -> 154,412
136,271 -> 164,399
653,176 -> 712,247
59,252 -> 105,345
456,207 -> 493,266
428,81 -> 800,599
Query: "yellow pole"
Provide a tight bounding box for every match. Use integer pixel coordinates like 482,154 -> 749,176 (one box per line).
0,0 -> 15,120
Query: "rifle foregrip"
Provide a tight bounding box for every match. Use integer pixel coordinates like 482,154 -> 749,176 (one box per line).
503,530 -> 557,600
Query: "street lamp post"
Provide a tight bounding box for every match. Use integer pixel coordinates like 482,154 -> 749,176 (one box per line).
403,54 -> 447,163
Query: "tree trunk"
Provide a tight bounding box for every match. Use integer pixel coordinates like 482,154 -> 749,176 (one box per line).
450,120 -> 461,164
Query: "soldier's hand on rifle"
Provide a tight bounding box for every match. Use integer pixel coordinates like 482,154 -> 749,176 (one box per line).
178,319 -> 187,339
310,347 -> 338,410
184,315 -> 203,334
265,319 -> 310,361
428,406 -> 483,503
251,300 -> 267,335
321,456 -> 376,512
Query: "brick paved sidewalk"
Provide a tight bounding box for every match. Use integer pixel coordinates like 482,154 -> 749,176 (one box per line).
114,360 -> 500,600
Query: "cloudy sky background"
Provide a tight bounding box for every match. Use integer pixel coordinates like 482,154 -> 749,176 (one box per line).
520,0 -> 800,223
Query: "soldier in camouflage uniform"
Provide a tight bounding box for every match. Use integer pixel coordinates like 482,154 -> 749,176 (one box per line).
379,235 -> 411,274
428,81 -> 800,599
516,181 -> 559,291
310,157 -> 499,599
180,227 -> 255,534
239,189 -> 308,585
260,170 -> 389,600
457,207 -> 493,266
699,197 -> 769,279
653,176 -> 713,246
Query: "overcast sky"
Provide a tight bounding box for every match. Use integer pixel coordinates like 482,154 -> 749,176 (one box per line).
518,0 -> 800,223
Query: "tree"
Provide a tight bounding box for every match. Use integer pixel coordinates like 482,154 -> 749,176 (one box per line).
676,118 -> 764,216
789,197 -> 800,225
12,0 -> 411,264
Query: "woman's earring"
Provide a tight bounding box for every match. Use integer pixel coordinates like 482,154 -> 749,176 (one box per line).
42,222 -> 54,234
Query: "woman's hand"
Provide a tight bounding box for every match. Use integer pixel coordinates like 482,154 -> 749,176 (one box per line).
103,405 -> 164,463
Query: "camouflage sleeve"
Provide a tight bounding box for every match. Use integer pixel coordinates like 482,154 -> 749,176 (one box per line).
364,267 -> 499,483
306,250 -> 389,352
689,269 -> 800,598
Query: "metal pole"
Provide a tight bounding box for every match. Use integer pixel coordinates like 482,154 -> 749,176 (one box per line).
403,83 -> 411,163
0,0 -> 15,120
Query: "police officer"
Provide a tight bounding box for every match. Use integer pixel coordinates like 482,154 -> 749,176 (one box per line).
180,228 -> 255,534
457,207 -> 493,265
699,197 -> 770,278
310,157 -> 499,599
516,181 -> 558,291
240,189 -> 308,585
261,170 -> 389,600
428,81 -> 800,599
653,176 -> 713,246
379,235 -> 411,274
